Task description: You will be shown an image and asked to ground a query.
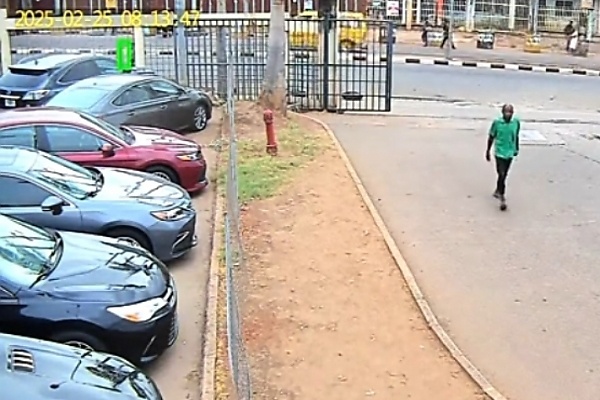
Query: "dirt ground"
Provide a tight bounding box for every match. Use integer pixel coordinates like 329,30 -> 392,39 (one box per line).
232,107 -> 488,399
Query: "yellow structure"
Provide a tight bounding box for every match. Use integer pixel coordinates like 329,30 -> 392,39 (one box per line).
288,11 -> 367,50
524,34 -> 542,53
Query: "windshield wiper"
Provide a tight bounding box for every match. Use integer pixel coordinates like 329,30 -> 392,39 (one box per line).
29,232 -> 63,288
84,170 -> 104,199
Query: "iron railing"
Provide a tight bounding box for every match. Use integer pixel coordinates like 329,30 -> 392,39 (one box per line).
223,52 -> 252,400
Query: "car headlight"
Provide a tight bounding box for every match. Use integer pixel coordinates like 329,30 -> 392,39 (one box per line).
176,153 -> 200,161
107,297 -> 167,322
151,207 -> 187,221
22,90 -> 50,101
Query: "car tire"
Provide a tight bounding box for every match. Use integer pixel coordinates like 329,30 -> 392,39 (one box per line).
50,331 -> 107,353
145,165 -> 179,184
105,227 -> 152,252
192,103 -> 209,131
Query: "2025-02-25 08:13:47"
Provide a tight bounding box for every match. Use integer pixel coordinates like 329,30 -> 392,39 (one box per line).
13,9 -> 202,29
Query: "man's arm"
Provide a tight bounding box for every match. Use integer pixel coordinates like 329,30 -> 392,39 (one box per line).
514,119 -> 520,155
486,120 -> 496,161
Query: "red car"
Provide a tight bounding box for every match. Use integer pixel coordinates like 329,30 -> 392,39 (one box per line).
0,107 -> 208,193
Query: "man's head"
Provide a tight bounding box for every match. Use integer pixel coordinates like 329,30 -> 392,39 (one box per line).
502,104 -> 514,121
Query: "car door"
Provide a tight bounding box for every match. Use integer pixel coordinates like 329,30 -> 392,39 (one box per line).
0,125 -> 37,149
0,175 -> 83,232
40,124 -> 133,168
109,84 -> 162,127
144,79 -> 192,131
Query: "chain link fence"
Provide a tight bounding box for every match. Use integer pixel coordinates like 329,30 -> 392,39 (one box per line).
223,49 -> 252,400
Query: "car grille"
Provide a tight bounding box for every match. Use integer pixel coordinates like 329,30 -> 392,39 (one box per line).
168,313 -> 178,346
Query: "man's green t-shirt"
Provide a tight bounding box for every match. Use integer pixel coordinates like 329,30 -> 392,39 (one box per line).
489,117 -> 520,159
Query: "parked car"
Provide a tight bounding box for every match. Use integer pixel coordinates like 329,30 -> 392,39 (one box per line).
0,333 -> 164,399
0,214 -> 178,365
46,74 -> 213,132
0,146 -> 197,262
0,107 -> 208,193
0,54 -> 118,109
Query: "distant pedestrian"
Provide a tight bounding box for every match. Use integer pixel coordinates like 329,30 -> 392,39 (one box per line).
422,19 -> 431,46
440,18 -> 456,49
564,20 -> 576,51
485,104 -> 520,211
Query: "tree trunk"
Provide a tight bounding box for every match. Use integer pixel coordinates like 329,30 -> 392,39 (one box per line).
259,0 -> 287,114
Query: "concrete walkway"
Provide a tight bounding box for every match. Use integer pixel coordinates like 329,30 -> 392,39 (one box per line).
319,104 -> 600,400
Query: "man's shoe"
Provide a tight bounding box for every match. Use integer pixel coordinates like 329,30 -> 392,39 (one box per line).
493,191 -> 501,199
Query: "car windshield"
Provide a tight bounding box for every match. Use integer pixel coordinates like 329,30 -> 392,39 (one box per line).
0,67 -> 51,88
0,217 -> 62,286
48,87 -> 111,110
28,151 -> 101,200
78,111 -> 135,145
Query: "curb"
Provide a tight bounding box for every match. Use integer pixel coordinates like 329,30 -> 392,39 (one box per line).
297,112 -> 508,400
398,56 -> 600,76
200,114 -> 225,400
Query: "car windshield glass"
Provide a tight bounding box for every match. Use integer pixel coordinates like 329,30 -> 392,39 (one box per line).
0,67 -> 51,88
28,152 -> 99,200
0,217 -> 61,286
79,111 -> 134,144
48,87 -> 110,110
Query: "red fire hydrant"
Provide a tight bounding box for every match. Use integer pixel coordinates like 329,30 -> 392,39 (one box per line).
264,109 -> 278,155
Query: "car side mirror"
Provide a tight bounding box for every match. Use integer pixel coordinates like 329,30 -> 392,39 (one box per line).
41,196 -> 64,216
101,143 -> 115,157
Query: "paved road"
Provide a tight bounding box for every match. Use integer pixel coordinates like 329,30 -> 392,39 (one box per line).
320,85 -> 600,400
392,63 -> 600,112
394,43 -> 600,70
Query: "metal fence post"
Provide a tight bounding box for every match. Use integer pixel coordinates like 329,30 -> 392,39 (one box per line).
174,0 -> 188,86
0,8 -> 11,73
133,26 -> 146,68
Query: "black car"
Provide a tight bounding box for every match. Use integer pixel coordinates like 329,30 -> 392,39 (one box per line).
0,333 -> 163,400
0,54 -> 118,109
46,74 -> 213,132
0,214 -> 179,365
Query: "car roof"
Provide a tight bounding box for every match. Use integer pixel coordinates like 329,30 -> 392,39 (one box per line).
69,74 -> 155,90
0,145 -> 41,173
0,107 -> 100,129
11,54 -> 109,71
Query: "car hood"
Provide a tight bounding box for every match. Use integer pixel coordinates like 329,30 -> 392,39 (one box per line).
92,167 -> 191,209
122,125 -> 200,153
39,231 -> 170,304
0,334 -> 161,400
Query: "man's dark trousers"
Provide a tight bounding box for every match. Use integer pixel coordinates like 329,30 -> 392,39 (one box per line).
495,156 -> 513,196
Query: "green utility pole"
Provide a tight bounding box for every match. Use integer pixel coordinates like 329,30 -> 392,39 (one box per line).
116,37 -> 134,73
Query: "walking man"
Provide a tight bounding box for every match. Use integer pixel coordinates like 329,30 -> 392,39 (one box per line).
486,104 -> 520,210
440,18 -> 456,49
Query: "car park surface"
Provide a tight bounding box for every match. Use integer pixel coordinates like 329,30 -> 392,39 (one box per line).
46,74 -> 213,132
0,54 -> 118,108
0,333 -> 164,400
144,118 -> 219,400
0,107 -> 208,192
0,214 -> 178,365
0,146 -> 197,262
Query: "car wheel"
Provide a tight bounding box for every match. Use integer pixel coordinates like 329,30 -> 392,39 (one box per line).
105,228 -> 152,252
193,104 -> 209,131
145,165 -> 179,183
50,331 -> 107,353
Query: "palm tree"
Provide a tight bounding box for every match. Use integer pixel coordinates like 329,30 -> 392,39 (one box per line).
259,0 -> 287,114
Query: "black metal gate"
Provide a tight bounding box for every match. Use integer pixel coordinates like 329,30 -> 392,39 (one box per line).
181,16 -> 394,112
